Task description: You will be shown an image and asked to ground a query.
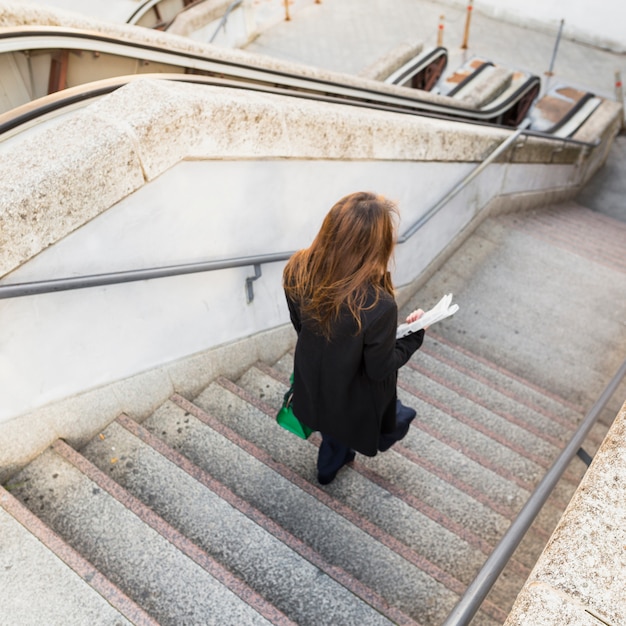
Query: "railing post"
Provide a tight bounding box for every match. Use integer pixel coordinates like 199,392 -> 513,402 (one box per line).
615,70 -> 625,130
209,0 -> 244,43
460,0 -> 473,50
437,14 -> 445,47
246,264 -> 262,303
545,18 -> 565,77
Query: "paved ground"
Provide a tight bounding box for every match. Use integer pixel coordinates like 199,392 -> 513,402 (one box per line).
245,0 -> 626,98
244,0 -> 626,222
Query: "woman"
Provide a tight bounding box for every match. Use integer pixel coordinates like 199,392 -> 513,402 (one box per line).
283,191 -> 426,485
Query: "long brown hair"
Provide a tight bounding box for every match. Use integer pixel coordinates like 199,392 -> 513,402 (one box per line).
283,191 -> 398,338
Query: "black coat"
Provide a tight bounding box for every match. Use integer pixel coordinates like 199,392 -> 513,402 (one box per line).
286,287 -> 424,456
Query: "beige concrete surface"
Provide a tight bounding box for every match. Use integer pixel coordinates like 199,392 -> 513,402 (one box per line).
505,402 -> 626,626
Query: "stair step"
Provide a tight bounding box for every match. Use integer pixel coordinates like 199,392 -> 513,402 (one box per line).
245,364 -> 553,542
259,352 -> 577,508
425,333 -> 581,415
235,365 -> 565,619
396,372 -> 565,509
7,442 -> 287,625
399,367 -> 563,478
503,204 -> 626,273
214,374 -> 508,540
399,362 -> 585,513
268,343 -> 606,457
81,414 -> 394,626
240,365 -> 516,565
272,352 -> 295,378
202,374 -> 527,622
400,371 -> 591,501
245,353 -> 593,608
148,390 -> 486,626
0,487 -> 151,626
413,350 -> 576,448
421,335 -> 606,452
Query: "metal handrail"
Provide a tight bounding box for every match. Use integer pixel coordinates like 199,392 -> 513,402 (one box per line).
397,119 -> 530,243
0,252 -> 294,302
443,356 -> 626,625
126,0 -> 163,25
0,121 -> 596,302
209,0 -> 243,43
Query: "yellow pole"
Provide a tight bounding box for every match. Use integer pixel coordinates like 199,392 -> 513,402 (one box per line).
437,15 -> 445,47
284,0 -> 290,21
461,0 -> 473,50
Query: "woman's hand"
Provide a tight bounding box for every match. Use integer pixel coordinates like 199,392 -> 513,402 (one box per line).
406,308 -> 428,329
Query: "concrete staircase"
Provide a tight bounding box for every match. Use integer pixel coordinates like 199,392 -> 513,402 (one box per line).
2,202 -> 625,626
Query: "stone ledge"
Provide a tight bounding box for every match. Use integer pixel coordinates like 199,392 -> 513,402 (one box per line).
505,400 -> 626,626
1,77 -> 519,278
358,41 -> 425,82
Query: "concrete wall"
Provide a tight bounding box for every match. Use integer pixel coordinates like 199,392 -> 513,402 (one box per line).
440,0 -> 626,53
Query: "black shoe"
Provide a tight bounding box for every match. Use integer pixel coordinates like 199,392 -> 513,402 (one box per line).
317,450 -> 355,485
379,401 -> 416,452
396,400 -> 417,424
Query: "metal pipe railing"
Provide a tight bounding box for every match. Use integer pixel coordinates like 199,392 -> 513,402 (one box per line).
442,356 -> 626,626
397,120 -> 530,243
0,252 -> 294,301
0,121 -> 595,302
209,0 -> 243,43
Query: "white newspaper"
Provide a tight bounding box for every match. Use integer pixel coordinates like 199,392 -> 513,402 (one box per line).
396,293 -> 459,338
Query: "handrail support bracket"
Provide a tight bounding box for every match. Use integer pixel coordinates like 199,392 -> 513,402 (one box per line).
246,263 -> 262,303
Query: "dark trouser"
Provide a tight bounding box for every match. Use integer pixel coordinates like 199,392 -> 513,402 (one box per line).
317,399 -> 416,483
317,434 -> 355,482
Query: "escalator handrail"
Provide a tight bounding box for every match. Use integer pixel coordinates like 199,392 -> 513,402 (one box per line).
384,46 -> 448,86
126,0 -> 164,25
538,91 -> 598,135
446,60 -> 494,97
0,69 -> 592,143
0,26 -> 545,123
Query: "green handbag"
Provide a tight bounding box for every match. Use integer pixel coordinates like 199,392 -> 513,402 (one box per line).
276,374 -> 313,439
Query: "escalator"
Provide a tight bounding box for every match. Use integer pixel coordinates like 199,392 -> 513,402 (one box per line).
0,25 -> 589,141
126,0 -> 202,30
386,51 -> 542,128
